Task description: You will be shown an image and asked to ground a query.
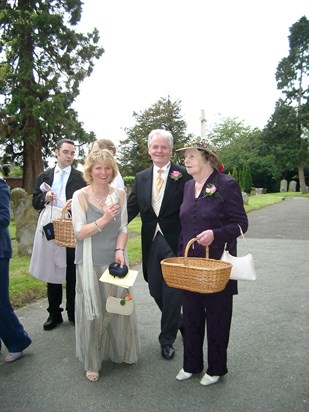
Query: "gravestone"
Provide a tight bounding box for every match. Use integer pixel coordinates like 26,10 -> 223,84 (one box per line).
280,179 -> 288,192
288,180 -> 297,192
10,188 -> 38,256
242,192 -> 249,205
255,188 -> 263,195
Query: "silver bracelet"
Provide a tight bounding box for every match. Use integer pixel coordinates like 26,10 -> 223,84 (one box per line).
93,220 -> 102,232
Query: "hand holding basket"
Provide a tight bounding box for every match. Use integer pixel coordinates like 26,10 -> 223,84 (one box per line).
53,200 -> 75,248
161,238 -> 232,293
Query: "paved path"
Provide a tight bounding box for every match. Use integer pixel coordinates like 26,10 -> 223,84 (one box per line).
0,198 -> 308,412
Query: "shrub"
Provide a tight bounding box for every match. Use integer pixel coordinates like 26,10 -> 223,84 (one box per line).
240,163 -> 252,194
123,176 -> 135,187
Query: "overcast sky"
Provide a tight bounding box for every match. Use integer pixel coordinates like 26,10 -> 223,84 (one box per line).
74,0 -> 308,144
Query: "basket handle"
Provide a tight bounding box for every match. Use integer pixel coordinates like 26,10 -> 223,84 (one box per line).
61,200 -> 72,220
184,238 -> 209,265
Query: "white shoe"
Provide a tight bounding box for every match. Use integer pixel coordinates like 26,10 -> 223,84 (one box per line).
176,368 -> 192,381
200,373 -> 219,386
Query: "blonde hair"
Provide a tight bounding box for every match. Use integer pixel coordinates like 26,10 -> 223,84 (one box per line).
91,139 -> 116,155
83,150 -> 118,184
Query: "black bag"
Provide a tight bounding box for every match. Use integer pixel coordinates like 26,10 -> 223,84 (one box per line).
108,262 -> 128,278
42,222 -> 55,241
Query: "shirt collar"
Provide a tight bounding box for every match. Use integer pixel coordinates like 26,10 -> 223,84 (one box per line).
153,162 -> 170,174
55,165 -> 71,175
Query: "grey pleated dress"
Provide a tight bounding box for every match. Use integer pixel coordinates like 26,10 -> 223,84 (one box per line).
75,202 -> 140,373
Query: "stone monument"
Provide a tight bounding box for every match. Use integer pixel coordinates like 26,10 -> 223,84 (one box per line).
242,192 -> 249,205
280,179 -> 288,193
10,188 -> 38,256
288,180 -> 297,192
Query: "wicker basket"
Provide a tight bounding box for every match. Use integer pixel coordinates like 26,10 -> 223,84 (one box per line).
53,201 -> 75,248
161,238 -> 232,293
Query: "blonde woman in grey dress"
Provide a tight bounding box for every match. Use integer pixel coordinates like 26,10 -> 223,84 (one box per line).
72,150 -> 140,382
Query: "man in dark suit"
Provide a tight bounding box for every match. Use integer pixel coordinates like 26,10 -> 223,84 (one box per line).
32,139 -> 86,330
127,129 -> 191,360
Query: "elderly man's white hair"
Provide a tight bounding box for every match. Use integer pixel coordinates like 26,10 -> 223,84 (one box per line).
148,129 -> 173,149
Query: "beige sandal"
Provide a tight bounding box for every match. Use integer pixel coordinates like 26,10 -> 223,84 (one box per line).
86,371 -> 99,382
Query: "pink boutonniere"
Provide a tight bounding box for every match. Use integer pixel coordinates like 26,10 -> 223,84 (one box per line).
203,183 -> 222,199
169,170 -> 182,181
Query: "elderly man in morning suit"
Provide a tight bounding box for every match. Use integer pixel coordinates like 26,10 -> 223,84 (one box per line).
127,129 -> 191,360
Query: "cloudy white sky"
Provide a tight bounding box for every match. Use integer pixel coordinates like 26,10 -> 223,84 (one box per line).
74,0 -> 308,143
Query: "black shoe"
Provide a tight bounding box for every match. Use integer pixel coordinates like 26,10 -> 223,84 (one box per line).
161,344 -> 175,360
43,315 -> 63,331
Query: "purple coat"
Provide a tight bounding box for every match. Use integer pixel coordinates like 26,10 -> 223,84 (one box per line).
0,179 -> 12,259
179,170 -> 248,295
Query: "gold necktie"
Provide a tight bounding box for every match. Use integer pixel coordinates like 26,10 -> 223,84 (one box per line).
155,169 -> 164,195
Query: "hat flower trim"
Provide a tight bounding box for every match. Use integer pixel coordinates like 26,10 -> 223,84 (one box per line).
169,170 -> 182,181
203,183 -> 222,199
218,164 -> 224,173
192,138 -> 217,153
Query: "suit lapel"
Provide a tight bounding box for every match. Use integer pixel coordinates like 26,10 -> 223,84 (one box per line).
160,164 -> 180,213
142,167 -> 154,206
66,167 -> 75,186
46,168 -> 55,186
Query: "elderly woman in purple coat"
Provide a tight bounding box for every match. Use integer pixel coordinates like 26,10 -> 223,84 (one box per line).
175,138 -> 248,386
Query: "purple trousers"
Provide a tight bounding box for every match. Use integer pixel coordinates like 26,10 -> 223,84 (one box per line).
182,290 -> 233,376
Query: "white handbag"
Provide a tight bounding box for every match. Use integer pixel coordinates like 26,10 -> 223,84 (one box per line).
220,226 -> 256,281
106,294 -> 133,316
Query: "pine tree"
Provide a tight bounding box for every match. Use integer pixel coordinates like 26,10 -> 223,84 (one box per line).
230,166 -> 238,182
275,16 -> 309,193
240,163 -> 252,194
0,0 -> 103,192
118,97 -> 189,176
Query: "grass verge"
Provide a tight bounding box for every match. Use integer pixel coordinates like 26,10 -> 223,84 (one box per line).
9,217 -> 143,309
9,192 -> 308,308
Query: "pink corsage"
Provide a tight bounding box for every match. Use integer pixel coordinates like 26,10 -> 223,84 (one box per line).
203,183 -> 222,199
169,170 -> 182,181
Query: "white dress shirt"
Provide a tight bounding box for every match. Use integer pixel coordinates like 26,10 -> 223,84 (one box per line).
152,162 -> 170,237
52,165 -> 71,207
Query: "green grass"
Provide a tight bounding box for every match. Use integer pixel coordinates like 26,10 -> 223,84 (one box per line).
244,192 -> 309,213
8,192 -> 308,308
9,222 -> 46,308
127,235 -> 142,264
128,217 -> 142,234
9,216 -> 143,309
244,194 -> 283,213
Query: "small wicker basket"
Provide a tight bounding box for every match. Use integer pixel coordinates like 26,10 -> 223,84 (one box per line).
53,201 -> 75,248
161,238 -> 232,294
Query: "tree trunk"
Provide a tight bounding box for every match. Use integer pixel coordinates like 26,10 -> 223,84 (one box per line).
22,115 -> 44,193
298,162 -> 308,193
18,5 -> 44,194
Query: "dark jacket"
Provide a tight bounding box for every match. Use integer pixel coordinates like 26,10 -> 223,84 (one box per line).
33,167 -> 86,211
179,170 -> 248,295
0,179 -> 13,259
127,162 -> 191,281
